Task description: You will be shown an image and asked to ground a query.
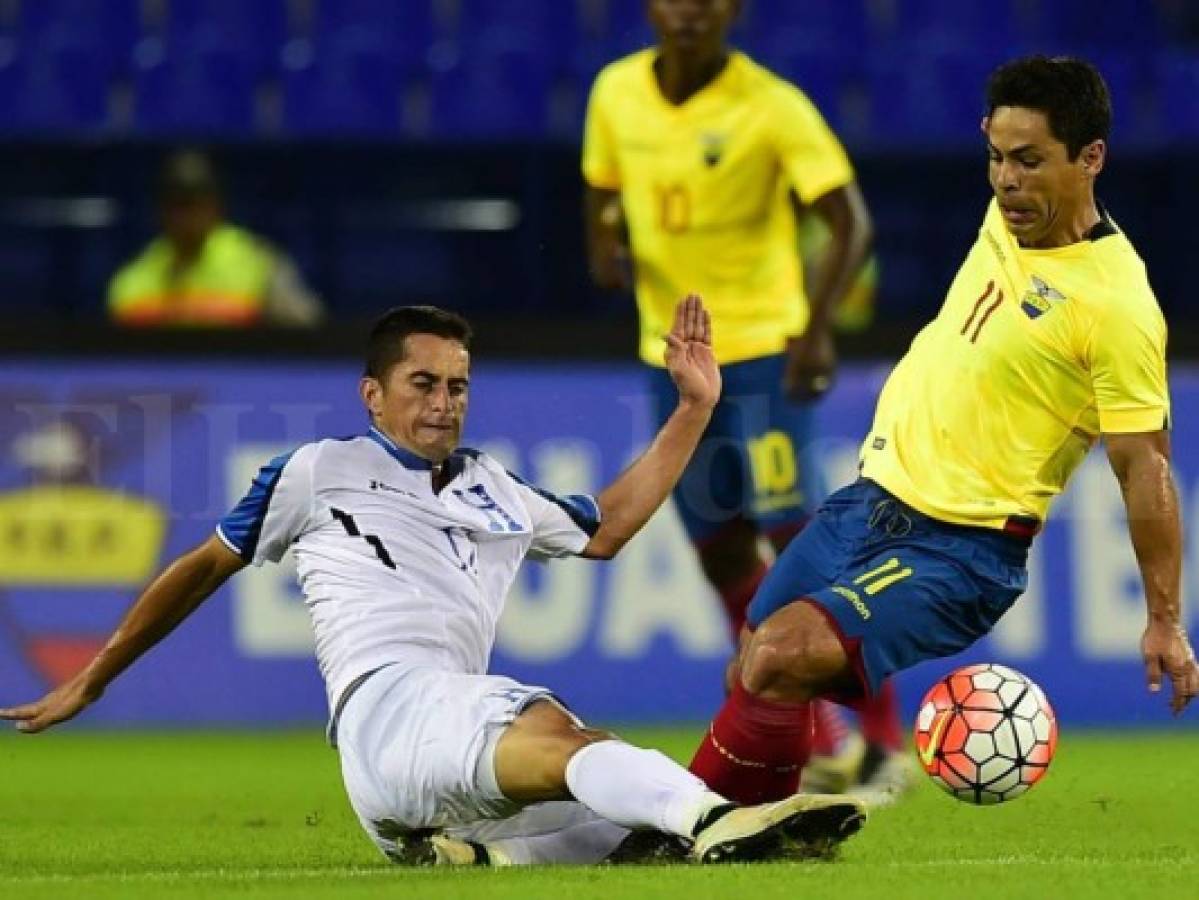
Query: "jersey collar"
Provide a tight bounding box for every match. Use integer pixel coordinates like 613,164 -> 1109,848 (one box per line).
367,427 -> 467,482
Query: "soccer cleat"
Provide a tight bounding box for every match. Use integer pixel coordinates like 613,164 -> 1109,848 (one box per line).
379,825 -> 510,867
690,794 -> 867,864
605,829 -> 690,865
800,731 -> 868,794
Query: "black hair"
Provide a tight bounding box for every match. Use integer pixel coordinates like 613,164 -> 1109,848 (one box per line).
986,56 -> 1111,159
364,306 -> 473,379
158,149 -> 222,204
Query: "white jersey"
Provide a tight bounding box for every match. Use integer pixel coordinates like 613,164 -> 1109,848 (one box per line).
216,427 -> 600,710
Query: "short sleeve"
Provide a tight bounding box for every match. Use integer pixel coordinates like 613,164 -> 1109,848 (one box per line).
508,471 -> 601,559
216,447 -> 312,565
771,84 -> 854,205
1087,299 -> 1170,434
581,69 -> 621,190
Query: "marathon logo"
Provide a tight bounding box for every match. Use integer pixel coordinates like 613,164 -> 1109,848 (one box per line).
831,585 -> 871,620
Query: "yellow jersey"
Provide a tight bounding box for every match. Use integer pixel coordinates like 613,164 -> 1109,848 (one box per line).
582,49 -> 854,366
860,200 -> 1170,529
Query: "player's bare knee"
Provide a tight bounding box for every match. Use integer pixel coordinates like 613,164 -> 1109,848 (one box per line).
738,633 -> 807,699
738,601 -> 848,700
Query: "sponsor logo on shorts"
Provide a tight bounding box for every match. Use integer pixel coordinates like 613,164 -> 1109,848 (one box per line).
831,585 -> 871,620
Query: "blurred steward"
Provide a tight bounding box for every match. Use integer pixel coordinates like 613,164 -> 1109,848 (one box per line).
107,150 -> 324,327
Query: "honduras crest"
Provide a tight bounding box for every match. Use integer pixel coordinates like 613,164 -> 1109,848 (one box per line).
1020,275 -> 1066,319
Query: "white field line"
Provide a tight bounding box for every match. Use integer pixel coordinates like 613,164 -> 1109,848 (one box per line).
2,857 -> 1198,883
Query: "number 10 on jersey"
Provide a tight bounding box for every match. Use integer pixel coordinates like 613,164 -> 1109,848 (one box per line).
654,183 -> 691,233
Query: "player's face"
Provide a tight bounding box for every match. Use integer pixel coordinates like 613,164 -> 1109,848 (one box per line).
984,106 -> 1098,248
367,334 -> 470,463
648,0 -> 737,56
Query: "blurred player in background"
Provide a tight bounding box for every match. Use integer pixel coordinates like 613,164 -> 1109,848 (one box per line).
689,55 -> 1199,807
108,149 -> 324,328
582,0 -> 908,800
0,296 -> 868,866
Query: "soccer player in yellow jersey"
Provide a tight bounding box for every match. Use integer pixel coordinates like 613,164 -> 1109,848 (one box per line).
583,0 -> 907,803
689,55 -> 1199,807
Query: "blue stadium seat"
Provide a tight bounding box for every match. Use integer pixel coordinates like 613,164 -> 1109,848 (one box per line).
866,48 -> 993,145
888,0 -> 1017,50
132,37 -> 258,135
600,0 -> 655,57
1037,0 -> 1165,49
455,0 -> 580,69
0,37 -> 111,132
162,0 -> 289,75
11,0 -> 142,72
281,37 -> 404,136
428,46 -> 551,138
743,0 -> 873,48
1083,50 -> 1154,146
310,0 -> 437,65
1156,53 -> 1199,139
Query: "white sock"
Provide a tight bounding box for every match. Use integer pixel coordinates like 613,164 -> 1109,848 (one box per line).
563,740 -> 726,838
489,819 -> 630,865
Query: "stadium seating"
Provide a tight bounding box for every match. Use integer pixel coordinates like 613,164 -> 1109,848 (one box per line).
0,1 -> 1193,144
0,35 -> 113,132
281,34 -> 406,136
160,0 -> 289,75
132,36 -> 259,135
427,43 -> 553,138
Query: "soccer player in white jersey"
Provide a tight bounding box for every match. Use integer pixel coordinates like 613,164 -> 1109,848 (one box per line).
1,296 -> 866,866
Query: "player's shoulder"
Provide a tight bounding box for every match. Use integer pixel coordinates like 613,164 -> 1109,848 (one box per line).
591,48 -> 654,96
732,51 -> 821,109
283,435 -> 380,475
1081,217 -> 1160,319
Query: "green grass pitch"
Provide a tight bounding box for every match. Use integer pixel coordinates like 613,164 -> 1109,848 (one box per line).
1,725 -> 1196,899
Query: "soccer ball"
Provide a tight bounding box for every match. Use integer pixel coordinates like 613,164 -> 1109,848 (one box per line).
914,663 -> 1058,804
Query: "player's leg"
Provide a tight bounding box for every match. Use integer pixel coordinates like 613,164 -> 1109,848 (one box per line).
689,482 -> 859,803
748,355 -> 864,791
697,482 -> 1030,808
447,801 -> 629,866
648,364 -> 767,635
492,695 -> 865,864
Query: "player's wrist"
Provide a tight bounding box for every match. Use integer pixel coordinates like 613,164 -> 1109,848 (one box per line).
675,396 -> 717,418
1146,610 -> 1182,630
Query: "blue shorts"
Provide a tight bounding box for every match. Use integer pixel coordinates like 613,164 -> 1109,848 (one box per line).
746,479 -> 1029,697
649,353 -> 821,544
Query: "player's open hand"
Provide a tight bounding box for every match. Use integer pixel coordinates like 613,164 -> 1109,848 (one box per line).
664,294 -> 720,410
784,327 -> 837,401
1142,619 -> 1199,715
0,674 -> 100,734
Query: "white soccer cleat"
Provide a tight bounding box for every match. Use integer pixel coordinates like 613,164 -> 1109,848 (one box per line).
689,794 -> 867,864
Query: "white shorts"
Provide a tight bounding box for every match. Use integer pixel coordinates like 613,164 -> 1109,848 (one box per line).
333,665 -> 571,856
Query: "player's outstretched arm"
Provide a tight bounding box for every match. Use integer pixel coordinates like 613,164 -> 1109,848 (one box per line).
581,294 -> 720,559
1105,430 -> 1199,714
0,535 -> 245,733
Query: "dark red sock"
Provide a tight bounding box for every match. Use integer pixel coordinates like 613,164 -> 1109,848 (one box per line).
715,562 -> 767,637
856,678 -> 904,751
810,699 -> 851,756
689,681 -> 812,804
